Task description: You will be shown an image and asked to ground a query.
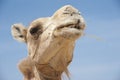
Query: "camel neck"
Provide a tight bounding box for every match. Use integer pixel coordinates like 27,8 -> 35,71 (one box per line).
40,75 -> 61,80
34,63 -> 62,80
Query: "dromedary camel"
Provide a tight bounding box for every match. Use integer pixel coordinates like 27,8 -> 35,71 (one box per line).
11,5 -> 85,80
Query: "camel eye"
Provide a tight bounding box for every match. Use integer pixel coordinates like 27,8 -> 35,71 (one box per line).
29,25 -> 43,35
30,27 -> 39,34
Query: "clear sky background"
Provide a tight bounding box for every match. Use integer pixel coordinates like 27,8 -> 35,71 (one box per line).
0,0 -> 120,80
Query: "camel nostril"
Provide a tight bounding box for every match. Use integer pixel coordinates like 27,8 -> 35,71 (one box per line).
30,27 -> 39,34
77,19 -> 80,24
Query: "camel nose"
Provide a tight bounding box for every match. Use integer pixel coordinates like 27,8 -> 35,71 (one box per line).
63,5 -> 80,15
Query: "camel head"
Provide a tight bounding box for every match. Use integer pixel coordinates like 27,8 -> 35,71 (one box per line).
11,5 -> 85,79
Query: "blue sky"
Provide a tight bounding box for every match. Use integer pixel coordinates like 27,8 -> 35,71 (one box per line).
0,0 -> 120,80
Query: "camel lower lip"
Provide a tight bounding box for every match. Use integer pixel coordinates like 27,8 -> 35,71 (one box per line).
61,27 -> 81,32
57,24 -> 81,30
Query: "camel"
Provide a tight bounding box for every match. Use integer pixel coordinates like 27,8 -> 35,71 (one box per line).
11,5 -> 85,80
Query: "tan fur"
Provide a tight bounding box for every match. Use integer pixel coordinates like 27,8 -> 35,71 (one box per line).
18,57 -> 34,80
11,5 -> 85,80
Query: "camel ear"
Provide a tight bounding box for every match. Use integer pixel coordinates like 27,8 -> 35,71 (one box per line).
11,24 -> 27,43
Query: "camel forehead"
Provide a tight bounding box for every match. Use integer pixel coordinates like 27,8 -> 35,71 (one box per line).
29,17 -> 50,28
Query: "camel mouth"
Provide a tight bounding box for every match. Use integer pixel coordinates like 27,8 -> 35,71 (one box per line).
57,20 -> 84,31
57,24 -> 81,30
54,19 -> 85,40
